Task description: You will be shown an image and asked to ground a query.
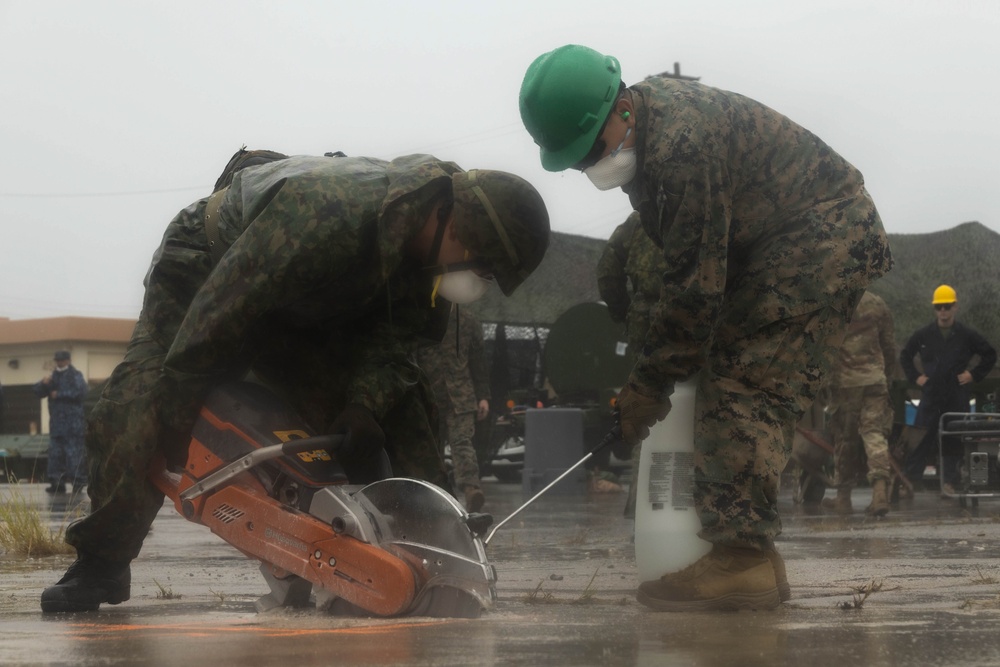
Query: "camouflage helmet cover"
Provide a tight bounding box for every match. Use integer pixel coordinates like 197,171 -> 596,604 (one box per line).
450,170 -> 550,296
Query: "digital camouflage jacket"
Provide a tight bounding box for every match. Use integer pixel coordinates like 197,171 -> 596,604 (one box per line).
416,310 -> 491,415
596,210 -> 665,354
142,154 -> 461,431
623,77 -> 893,395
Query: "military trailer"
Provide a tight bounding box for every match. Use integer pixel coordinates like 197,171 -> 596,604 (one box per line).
0,434 -> 49,482
488,302 -> 634,483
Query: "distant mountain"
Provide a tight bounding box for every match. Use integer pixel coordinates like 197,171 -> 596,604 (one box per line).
872,222 -> 1000,352
469,221 -> 1000,355
467,232 -> 605,327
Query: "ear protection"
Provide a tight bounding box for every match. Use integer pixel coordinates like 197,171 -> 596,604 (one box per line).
621,111 -> 630,120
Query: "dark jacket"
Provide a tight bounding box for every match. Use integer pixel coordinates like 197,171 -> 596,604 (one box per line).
900,320 -> 997,421
145,154 -> 460,433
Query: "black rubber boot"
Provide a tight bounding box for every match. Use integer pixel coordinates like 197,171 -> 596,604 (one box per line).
40,554 -> 131,613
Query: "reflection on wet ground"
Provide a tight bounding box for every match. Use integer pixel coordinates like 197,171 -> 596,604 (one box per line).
3,481 -> 1000,666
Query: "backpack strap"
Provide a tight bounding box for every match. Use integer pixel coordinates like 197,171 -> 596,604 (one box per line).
204,187 -> 229,266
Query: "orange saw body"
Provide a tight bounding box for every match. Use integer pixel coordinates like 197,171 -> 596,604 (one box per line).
151,382 -> 496,617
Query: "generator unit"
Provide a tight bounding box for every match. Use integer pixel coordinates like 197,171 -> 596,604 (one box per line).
938,411 -> 1000,508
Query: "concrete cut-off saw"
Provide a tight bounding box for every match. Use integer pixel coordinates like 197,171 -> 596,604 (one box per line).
149,381 -> 497,618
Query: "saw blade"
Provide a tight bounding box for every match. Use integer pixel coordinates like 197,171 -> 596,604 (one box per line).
352,478 -> 497,616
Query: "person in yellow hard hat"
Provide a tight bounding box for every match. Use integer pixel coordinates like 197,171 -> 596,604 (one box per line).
519,44 -> 892,612
899,284 -> 996,492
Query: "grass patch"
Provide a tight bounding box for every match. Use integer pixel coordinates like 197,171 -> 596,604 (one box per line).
970,566 -> 998,585
521,565 -> 627,606
563,529 -> 591,546
153,579 -> 181,600
838,579 -> 885,610
0,481 -> 76,557
960,594 -> 1000,610
522,581 -> 555,605
570,567 -> 601,605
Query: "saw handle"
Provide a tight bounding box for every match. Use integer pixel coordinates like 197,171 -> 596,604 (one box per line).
280,434 -> 345,456
589,424 -> 622,456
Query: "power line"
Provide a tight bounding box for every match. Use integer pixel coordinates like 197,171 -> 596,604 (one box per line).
0,186 -> 207,199
382,123 -> 525,158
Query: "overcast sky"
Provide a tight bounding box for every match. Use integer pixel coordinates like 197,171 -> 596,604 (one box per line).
2,0 -> 998,320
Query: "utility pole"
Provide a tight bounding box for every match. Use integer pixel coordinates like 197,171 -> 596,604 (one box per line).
649,62 -> 700,81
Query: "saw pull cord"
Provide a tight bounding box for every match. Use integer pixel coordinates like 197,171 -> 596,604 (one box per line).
483,424 -> 622,546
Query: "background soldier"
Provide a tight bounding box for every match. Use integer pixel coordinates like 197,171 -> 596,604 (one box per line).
417,310 -> 491,511
900,284 -> 996,492
41,152 -> 549,614
520,44 -> 891,611
597,210 -> 664,360
824,290 -> 896,516
33,350 -> 88,494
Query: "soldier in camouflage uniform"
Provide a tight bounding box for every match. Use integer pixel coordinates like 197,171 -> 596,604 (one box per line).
33,350 -> 89,494
824,290 -> 896,516
41,152 -> 549,613
596,210 -> 664,360
417,310 -> 491,511
520,45 -> 891,611
596,210 -> 666,517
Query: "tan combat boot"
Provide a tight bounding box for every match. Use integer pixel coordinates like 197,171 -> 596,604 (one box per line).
764,546 -> 791,602
867,479 -> 889,517
636,545 -> 780,612
822,486 -> 853,514
895,479 -> 914,502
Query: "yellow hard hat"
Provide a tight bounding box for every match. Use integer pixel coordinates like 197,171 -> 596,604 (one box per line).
932,284 -> 957,304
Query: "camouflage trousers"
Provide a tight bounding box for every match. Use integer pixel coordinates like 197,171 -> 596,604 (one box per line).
827,384 -> 893,485
439,410 -> 482,491
67,322 -> 178,562
694,292 -> 860,550
67,322 -> 446,563
46,432 -> 87,486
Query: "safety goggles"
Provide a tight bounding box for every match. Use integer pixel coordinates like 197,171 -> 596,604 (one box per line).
571,90 -> 627,171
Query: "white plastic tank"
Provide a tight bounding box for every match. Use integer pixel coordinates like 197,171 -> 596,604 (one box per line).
634,378 -> 712,582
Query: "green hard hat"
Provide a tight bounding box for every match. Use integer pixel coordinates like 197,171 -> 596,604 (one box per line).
451,169 -> 550,296
519,44 -> 623,172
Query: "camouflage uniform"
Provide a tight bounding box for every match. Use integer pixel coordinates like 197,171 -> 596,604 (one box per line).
69,155 -> 480,562
416,310 -> 491,492
33,363 -> 89,486
623,77 -> 892,549
826,291 -> 896,485
596,211 -> 665,358
596,211 -> 666,516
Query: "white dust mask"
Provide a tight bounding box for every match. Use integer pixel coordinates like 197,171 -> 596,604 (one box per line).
435,270 -> 492,304
584,128 -> 636,191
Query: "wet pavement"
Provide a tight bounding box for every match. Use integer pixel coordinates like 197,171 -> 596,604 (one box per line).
3,479 -> 1000,666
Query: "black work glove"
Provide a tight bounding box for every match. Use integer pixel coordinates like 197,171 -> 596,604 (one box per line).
329,404 -> 385,465
616,384 -> 671,446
